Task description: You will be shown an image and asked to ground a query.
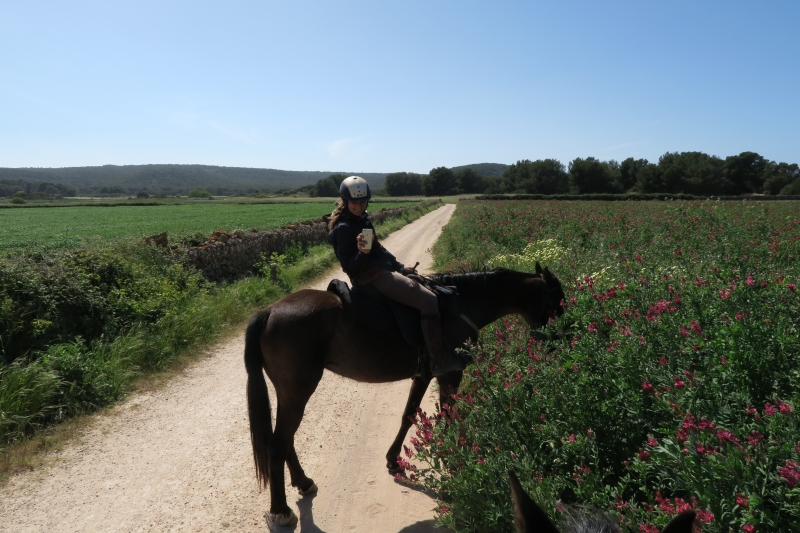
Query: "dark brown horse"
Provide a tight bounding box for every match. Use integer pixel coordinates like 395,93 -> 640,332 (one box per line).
245,264 -> 565,525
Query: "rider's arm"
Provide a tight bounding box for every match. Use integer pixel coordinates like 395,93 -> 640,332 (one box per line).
333,222 -> 370,273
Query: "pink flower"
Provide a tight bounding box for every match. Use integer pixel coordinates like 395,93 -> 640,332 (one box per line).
789,283 -> 796,293
587,322 -> 598,333
764,403 -> 777,416
695,509 -> 714,523
690,320 -> 702,334
736,493 -> 749,508
747,430 -> 764,447
717,429 -> 740,444
604,316 -> 615,326
569,434 -> 575,443
471,443 -> 480,453
736,311 -> 745,320
639,525 -> 659,533
743,525 -> 755,533
647,437 -> 658,447
746,275 -> 755,287
638,449 -> 650,461
720,289 -> 731,300
642,381 -> 654,393
477,458 -> 486,465
780,460 -> 800,488
673,377 -> 686,389
676,429 -> 688,442
659,357 -> 668,366
681,326 -> 689,337
720,356 -> 727,365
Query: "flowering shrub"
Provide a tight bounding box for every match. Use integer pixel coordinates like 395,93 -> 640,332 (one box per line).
417,200 -> 800,532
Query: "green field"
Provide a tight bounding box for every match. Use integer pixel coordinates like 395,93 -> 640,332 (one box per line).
0,201 -> 411,249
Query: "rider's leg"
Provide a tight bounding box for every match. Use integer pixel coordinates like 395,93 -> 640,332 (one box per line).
371,271 -> 466,376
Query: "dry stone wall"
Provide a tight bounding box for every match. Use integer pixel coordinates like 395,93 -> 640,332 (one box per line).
185,200 -> 440,282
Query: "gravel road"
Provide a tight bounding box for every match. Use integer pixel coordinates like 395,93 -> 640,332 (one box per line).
0,204 -> 456,533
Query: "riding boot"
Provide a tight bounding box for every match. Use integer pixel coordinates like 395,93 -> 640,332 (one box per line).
421,315 -> 466,377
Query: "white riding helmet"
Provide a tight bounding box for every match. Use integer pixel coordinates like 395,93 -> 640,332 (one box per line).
339,176 -> 371,202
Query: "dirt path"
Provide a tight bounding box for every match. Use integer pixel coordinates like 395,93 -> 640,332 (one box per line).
0,204 -> 456,533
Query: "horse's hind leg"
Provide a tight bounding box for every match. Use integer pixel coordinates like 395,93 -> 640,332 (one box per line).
385,375 -> 431,474
267,396 -> 312,523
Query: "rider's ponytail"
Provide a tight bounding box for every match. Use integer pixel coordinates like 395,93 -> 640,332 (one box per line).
328,200 -> 348,232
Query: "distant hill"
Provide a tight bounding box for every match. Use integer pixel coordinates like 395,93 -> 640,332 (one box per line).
449,163 -> 508,177
0,165 -> 388,196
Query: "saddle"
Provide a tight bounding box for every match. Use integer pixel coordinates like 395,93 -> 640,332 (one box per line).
326,274 -> 463,350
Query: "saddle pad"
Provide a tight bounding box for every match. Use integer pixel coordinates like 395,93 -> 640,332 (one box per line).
326,279 -> 424,347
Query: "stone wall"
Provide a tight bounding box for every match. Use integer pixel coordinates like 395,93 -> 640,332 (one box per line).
185,200 -> 440,282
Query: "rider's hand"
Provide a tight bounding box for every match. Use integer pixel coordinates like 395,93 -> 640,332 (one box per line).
356,233 -> 371,254
402,265 -> 418,275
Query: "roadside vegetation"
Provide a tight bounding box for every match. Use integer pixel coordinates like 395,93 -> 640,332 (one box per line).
0,200 -> 440,480
412,200 -> 800,532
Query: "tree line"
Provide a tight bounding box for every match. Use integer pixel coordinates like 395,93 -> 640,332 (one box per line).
304,152 -> 798,197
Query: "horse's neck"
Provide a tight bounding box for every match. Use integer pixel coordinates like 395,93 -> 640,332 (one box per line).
455,279 -> 522,330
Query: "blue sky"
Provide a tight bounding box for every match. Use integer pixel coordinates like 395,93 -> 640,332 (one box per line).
1,1 -> 798,173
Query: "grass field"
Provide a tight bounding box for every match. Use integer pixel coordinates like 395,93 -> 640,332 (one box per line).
0,200 -> 412,249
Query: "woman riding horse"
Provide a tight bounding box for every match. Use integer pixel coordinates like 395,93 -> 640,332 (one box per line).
328,175 -> 467,376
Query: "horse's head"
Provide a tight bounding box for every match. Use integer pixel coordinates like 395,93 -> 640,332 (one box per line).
520,262 -> 565,329
509,470 -> 696,533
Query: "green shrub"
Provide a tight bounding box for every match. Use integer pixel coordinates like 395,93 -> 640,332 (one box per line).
187,189 -> 212,198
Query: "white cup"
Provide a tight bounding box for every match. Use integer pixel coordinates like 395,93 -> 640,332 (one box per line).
361,229 -> 373,250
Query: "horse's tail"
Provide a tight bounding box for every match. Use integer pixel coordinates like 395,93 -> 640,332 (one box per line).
244,308 -> 272,488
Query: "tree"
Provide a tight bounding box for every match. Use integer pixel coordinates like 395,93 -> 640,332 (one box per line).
500,159 -> 569,194
723,152 -> 768,195
618,158 -> 651,192
568,157 -> 616,194
657,152 -> 727,195
311,173 -> 346,197
385,172 -> 424,196
423,167 -> 459,196
762,162 -> 800,195
455,168 -> 491,194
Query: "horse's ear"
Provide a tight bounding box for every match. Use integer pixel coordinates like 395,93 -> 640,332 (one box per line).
661,511 -> 695,533
535,262 -> 543,274
543,267 -> 553,281
509,470 -> 560,533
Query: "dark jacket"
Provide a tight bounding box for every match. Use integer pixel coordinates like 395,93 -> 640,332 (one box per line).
328,210 -> 404,285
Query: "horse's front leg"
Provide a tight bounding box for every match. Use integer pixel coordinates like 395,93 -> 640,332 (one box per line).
385,375 -> 431,474
436,371 -> 463,410
287,445 -> 317,495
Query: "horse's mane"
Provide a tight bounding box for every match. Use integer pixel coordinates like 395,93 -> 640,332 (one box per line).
428,267 -> 543,293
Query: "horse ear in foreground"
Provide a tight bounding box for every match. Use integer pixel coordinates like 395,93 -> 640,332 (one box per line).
509,470 -> 696,533
244,265 -> 565,525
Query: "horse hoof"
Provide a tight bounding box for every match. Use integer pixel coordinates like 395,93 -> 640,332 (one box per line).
298,482 -> 318,496
387,463 -> 404,475
273,510 -> 299,526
